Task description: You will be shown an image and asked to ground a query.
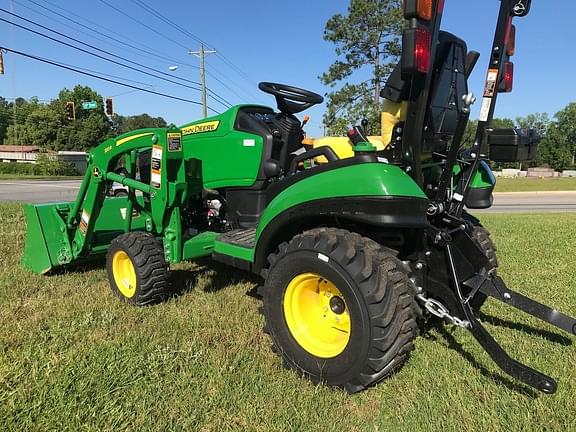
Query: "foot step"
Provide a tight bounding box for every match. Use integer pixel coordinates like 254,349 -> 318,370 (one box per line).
217,228 -> 256,248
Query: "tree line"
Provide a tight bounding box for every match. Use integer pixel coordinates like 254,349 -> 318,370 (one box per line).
0,85 -> 168,151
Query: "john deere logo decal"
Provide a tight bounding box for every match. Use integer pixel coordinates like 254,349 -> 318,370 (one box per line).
182,120 -> 220,136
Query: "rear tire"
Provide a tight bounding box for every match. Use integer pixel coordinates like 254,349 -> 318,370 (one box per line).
106,232 -> 170,306
261,228 -> 419,393
469,223 -> 499,311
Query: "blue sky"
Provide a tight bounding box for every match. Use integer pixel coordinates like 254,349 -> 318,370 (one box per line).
0,0 -> 574,137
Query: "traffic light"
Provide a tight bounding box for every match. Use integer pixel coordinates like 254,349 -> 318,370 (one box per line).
105,97 -> 114,116
66,101 -> 75,121
0,51 -> 4,75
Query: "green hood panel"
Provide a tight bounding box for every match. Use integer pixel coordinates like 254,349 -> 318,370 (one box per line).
256,163 -> 426,239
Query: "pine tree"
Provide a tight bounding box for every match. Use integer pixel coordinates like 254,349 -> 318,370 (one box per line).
320,0 -> 403,135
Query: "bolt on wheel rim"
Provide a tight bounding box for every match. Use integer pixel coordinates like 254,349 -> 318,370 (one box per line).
112,250 -> 137,298
283,273 -> 351,358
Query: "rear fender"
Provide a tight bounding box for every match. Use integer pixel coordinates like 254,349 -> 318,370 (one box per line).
253,162 -> 428,271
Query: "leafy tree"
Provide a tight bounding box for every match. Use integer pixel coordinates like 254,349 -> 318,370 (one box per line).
551,103 -> 576,167
536,105 -> 576,171
113,113 -> 167,135
51,85 -> 112,150
1,85 -> 172,150
8,105 -> 60,147
515,112 -> 550,138
320,0 -> 403,135
0,97 -> 10,143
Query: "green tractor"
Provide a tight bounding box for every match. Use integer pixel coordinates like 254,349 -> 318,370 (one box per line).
22,0 -> 575,394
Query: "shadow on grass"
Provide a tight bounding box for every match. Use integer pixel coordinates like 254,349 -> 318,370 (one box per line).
169,257 -> 262,300
478,312 -> 572,346
48,256 -> 263,300
423,321 -> 539,398
479,312 -> 572,346
47,256 -> 106,276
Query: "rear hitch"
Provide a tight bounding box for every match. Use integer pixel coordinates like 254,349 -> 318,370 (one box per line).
444,243 -> 576,394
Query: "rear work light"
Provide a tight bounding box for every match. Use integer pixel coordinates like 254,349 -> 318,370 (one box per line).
403,0 -> 434,22
499,62 -> 514,93
402,28 -> 432,74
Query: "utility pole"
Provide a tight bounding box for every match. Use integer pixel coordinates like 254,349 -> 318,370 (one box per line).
9,0 -> 18,147
189,44 -> 216,118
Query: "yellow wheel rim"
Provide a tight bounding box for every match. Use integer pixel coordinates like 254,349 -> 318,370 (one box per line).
112,250 -> 137,298
283,273 -> 351,358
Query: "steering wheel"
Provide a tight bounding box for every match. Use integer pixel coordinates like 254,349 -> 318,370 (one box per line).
258,82 -> 324,115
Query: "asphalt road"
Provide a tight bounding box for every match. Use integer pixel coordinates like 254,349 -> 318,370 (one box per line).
0,179 -> 81,204
0,180 -> 575,213
475,191 -> 576,213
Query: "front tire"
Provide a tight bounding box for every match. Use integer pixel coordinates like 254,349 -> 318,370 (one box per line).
261,228 -> 418,393
106,232 -> 170,306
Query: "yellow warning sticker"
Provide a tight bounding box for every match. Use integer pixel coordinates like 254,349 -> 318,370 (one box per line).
182,121 -> 220,136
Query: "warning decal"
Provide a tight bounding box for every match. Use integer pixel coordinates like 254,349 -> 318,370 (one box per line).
479,97 -> 492,122
151,145 -> 163,189
483,68 -> 499,98
167,132 -> 182,152
79,209 -> 90,235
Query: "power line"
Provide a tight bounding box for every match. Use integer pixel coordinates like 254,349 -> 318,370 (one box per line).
129,0 -> 206,46
0,46 -> 221,113
7,8 -> 233,108
0,11 -> 232,109
114,0 -> 261,103
93,0 -> 239,107
0,9 -> 203,88
16,0 -> 200,71
29,0 -> 201,70
96,0 -> 190,50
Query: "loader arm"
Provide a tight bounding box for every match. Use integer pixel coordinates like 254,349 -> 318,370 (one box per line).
22,127 -> 187,273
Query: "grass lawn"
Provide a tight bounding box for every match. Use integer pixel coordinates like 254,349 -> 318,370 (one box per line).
494,177 -> 576,192
1,204 -> 575,431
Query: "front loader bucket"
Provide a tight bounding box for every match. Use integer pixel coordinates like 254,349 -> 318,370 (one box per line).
22,203 -> 73,274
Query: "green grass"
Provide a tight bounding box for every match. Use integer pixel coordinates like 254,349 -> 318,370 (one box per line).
495,177 -> 576,192
1,204 -> 575,431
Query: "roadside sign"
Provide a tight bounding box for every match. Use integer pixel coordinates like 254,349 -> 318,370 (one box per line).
81,101 -> 98,110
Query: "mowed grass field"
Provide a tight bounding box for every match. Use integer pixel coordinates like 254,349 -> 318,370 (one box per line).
494,177 -> 576,192
1,203 -> 575,432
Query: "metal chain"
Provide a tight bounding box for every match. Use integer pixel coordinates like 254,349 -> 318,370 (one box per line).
416,294 -> 470,328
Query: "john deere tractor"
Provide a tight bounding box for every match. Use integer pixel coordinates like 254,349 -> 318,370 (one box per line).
23,0 -> 575,394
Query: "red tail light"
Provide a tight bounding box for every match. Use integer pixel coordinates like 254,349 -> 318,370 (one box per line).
414,28 -> 432,73
499,62 -> 514,93
402,28 -> 432,74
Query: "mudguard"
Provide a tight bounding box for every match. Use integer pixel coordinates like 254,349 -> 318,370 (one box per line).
252,162 -> 429,269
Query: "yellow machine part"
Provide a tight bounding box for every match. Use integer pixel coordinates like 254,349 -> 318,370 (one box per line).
310,101 -> 408,161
